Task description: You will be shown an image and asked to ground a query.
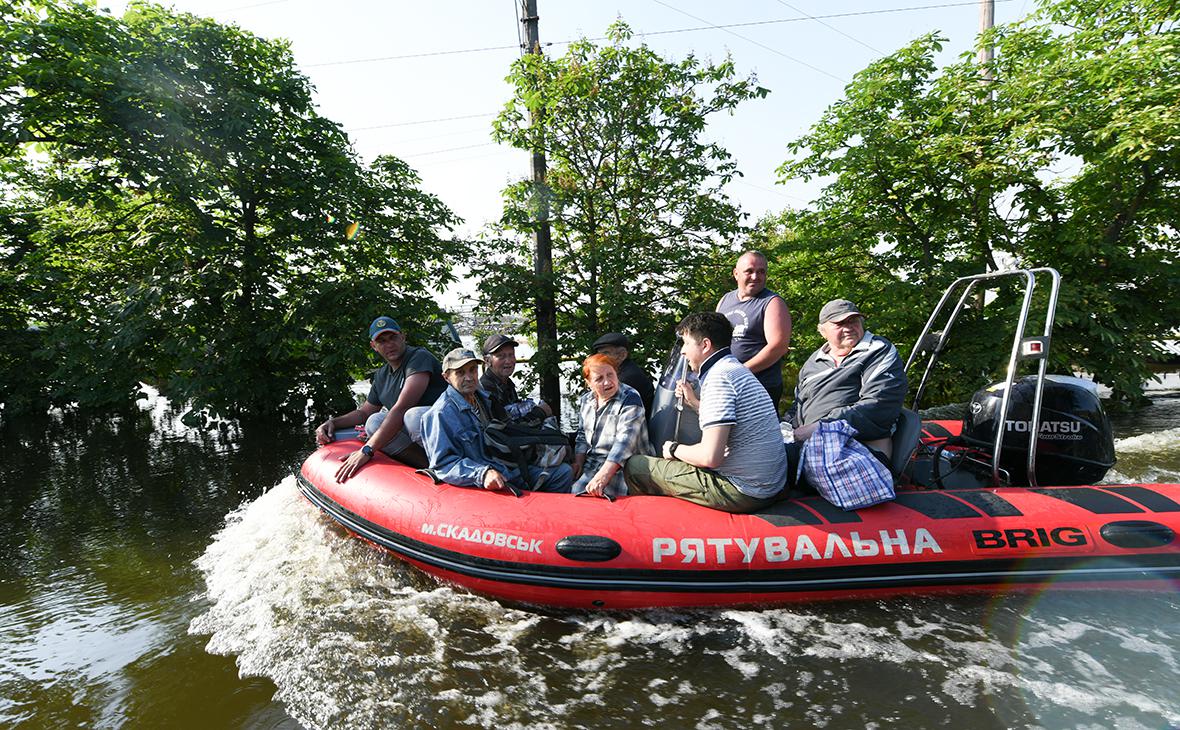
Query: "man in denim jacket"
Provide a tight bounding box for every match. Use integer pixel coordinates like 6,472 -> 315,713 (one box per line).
421,348 -> 573,493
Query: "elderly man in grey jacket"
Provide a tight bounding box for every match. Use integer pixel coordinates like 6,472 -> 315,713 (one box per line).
783,299 -> 907,460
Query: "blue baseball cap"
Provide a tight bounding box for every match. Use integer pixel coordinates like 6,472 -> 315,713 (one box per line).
369,316 -> 401,340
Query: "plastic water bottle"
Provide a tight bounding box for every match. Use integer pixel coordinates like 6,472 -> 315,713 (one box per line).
780,421 -> 795,444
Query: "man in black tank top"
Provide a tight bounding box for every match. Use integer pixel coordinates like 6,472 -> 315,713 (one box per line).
715,250 -> 792,412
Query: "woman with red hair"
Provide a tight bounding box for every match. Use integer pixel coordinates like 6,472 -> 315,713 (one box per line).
572,353 -> 654,498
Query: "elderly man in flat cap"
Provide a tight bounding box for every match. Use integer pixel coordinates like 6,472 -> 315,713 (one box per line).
479,334 -> 553,426
592,332 -> 654,415
783,299 -> 907,459
422,347 -> 572,493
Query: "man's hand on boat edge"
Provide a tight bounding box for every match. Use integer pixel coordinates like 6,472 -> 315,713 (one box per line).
315,419 -> 335,446
483,468 -> 510,491
335,448 -> 372,482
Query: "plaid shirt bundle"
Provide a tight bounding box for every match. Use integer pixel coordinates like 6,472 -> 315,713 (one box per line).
800,420 -> 895,511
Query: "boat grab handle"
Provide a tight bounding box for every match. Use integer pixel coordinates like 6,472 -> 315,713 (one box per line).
575,491 -> 616,503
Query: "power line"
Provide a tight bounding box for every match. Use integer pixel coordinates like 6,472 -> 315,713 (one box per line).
399,142 -> 499,158
649,0 -> 846,83
731,179 -> 814,205
345,112 -> 498,132
304,0 -> 1013,69
769,0 -> 885,55
305,43 -> 521,68
341,0 -> 1018,146
368,126 -> 497,144
417,148 -> 523,167
636,0 -> 1017,40
513,0 -> 526,57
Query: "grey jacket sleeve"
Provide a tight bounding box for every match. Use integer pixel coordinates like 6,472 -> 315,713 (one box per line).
823,343 -> 908,441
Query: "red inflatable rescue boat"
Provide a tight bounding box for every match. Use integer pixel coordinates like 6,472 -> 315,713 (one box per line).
297,434 -> 1180,609
297,268 -> 1180,608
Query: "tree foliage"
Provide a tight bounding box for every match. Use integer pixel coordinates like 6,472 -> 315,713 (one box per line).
0,1 -> 466,419
773,0 -> 1180,404
479,22 -> 767,380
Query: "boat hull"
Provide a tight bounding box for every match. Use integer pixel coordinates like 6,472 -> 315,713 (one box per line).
298,442 -> 1180,609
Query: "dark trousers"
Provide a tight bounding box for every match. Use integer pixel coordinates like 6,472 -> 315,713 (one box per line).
764,383 -> 784,416
752,370 -> 783,416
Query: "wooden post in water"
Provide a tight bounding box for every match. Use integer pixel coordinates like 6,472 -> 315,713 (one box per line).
519,0 -> 560,418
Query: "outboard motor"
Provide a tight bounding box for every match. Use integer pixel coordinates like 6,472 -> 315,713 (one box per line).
962,375 -> 1116,486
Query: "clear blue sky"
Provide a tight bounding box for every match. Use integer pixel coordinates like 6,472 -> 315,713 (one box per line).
103,0 -> 1031,235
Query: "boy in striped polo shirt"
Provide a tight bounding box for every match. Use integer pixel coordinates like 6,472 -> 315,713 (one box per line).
623,312 -> 788,512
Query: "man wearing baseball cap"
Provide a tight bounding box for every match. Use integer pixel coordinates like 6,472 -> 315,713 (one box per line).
479,333 -> 553,425
421,347 -> 573,493
591,332 -> 654,415
315,316 -> 448,481
783,299 -> 907,455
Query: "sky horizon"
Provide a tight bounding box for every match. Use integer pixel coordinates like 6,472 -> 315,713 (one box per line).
100,0 -> 1032,241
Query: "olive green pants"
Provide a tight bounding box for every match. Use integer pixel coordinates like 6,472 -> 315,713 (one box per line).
623,455 -> 777,514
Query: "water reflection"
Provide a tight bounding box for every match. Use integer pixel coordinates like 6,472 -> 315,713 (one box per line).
0,390 -> 308,728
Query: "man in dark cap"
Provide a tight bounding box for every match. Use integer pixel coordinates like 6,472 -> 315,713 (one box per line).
316,316 -> 448,481
783,299 -> 907,456
479,333 -> 552,425
592,332 -> 654,415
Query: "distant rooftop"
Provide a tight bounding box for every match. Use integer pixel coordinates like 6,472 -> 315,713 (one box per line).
450,303 -> 525,337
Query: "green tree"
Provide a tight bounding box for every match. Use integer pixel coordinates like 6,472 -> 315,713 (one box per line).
0,156 -> 51,414
990,0 -> 1180,403
774,0 -> 1180,404
480,22 -> 767,384
1,1 -> 466,419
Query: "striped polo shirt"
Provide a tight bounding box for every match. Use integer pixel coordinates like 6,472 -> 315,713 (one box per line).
698,351 -> 788,498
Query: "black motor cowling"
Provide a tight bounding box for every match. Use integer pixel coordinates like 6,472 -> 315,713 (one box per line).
962,375 -> 1116,486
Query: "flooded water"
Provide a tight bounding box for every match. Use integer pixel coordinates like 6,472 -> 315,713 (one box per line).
2,389 -> 1179,728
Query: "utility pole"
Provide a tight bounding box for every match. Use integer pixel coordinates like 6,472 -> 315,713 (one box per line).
977,0 -> 997,278
519,0 -> 560,418
978,0 -> 995,86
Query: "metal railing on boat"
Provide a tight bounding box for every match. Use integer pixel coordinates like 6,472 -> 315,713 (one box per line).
905,268 -> 1062,488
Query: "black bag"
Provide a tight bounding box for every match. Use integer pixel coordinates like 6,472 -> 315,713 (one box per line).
484,420 -> 570,479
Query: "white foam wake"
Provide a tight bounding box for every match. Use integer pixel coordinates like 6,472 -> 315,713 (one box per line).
1115,427 -> 1180,455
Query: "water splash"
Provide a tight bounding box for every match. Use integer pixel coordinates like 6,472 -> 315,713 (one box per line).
967,591 -> 1180,726
1109,426 -> 1180,483
1115,427 -> 1180,454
